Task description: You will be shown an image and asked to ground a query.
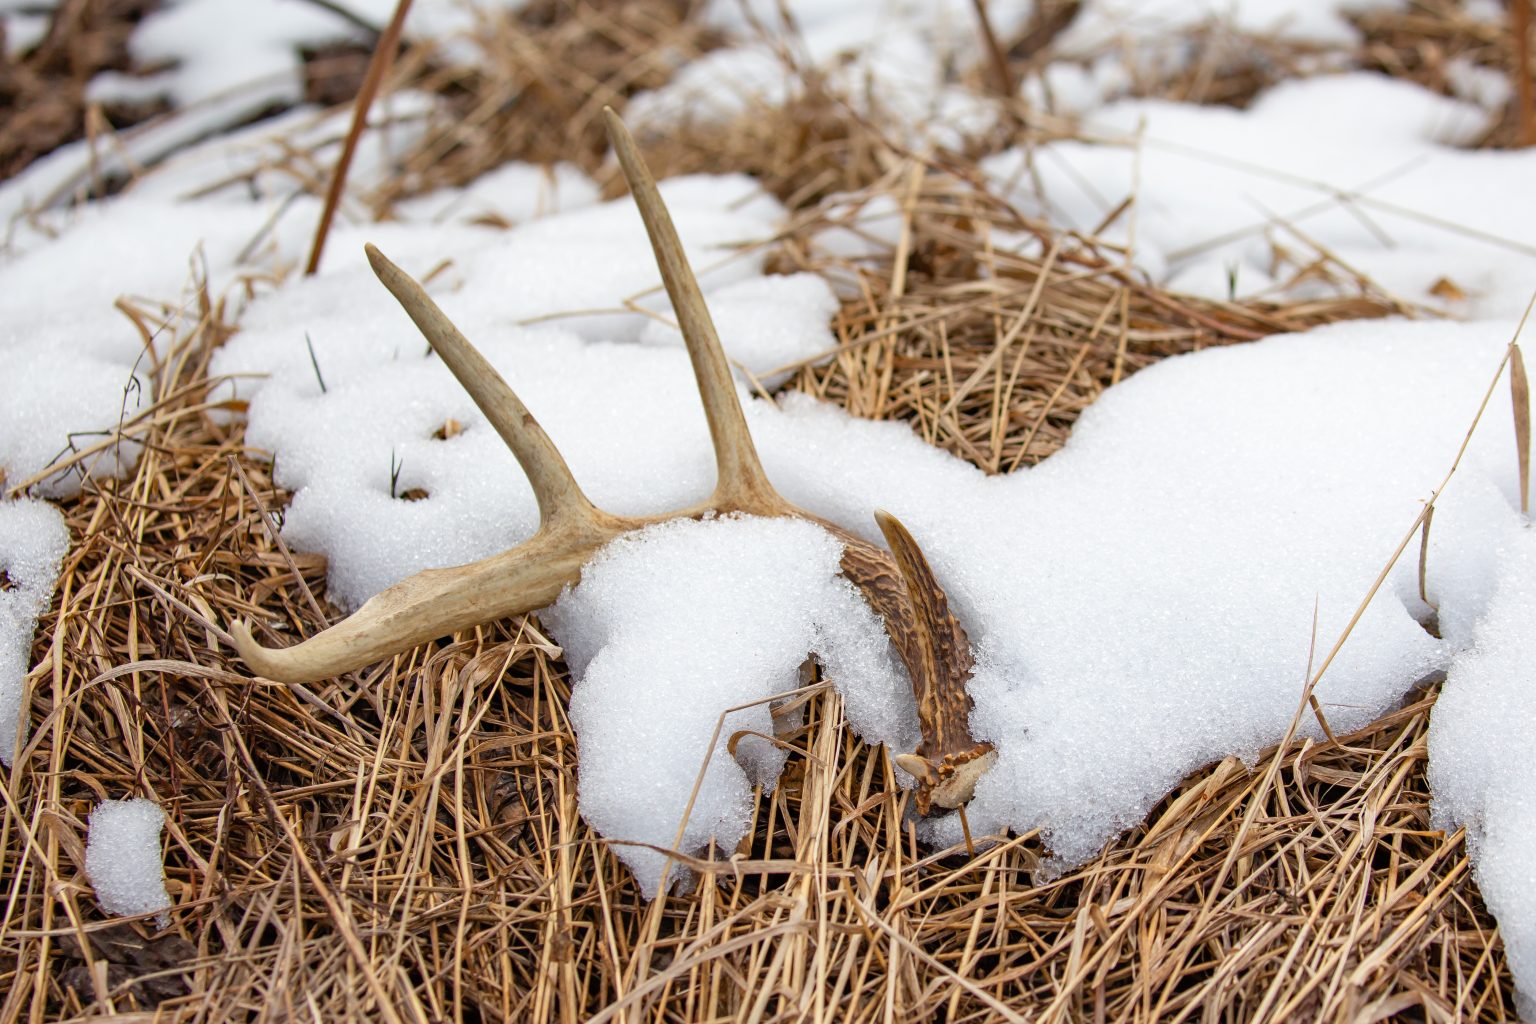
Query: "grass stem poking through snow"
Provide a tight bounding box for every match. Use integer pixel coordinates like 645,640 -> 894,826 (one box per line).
1418,502 -> 1436,610
304,332 -> 327,394
1511,342 -> 1529,514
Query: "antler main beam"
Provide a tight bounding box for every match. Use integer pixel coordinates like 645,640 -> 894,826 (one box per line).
231,108 -> 995,816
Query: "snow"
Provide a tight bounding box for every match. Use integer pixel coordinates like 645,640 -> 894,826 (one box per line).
0,197 -> 284,496
0,97 -> 439,497
232,247 -> 1530,884
0,500 -> 68,765
627,0 -> 1036,147
638,272 -> 840,386
538,316 -> 1525,877
84,798 -> 174,919
544,515 -> 918,896
1055,0 -> 1388,55
89,0 -> 531,142
206,174 -> 834,608
391,161 -> 599,227
985,73 -> 1536,317
2,11 -> 47,56
1430,525 -> 1536,1021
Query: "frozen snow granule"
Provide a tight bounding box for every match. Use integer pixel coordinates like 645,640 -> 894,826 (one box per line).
85,798 -> 174,918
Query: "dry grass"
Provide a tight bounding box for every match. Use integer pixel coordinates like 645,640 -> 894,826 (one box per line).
1,2 -> 1522,1020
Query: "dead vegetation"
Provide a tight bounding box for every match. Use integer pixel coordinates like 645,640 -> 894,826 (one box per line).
0,0 -> 163,180
0,1 -> 1526,1020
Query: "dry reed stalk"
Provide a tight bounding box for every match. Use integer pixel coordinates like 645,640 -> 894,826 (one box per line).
1514,0 -> 1535,146
0,2 -> 1522,1020
304,0 -> 415,275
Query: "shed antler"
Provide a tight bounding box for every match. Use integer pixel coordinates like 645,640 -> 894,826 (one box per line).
232,109 -> 995,815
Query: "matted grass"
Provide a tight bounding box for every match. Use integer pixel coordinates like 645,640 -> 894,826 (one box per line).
0,1 -> 1523,1019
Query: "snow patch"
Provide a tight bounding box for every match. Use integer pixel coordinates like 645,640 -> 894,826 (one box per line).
85,798 -> 173,919
0,499 -> 68,765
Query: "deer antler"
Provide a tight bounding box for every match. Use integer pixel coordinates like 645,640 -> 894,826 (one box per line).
231,109 -> 994,816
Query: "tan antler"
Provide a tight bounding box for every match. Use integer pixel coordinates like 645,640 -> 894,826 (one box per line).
231,109 -> 994,816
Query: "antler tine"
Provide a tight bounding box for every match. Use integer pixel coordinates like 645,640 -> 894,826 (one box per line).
601,107 -> 782,514
231,522 -> 622,683
873,510 -> 995,812
365,243 -> 597,525
230,247 -> 627,683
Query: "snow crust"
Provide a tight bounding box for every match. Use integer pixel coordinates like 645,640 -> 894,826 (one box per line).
0,500 -> 68,765
84,798 -> 174,918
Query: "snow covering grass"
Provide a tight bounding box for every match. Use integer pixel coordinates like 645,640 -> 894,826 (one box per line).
986,72 -> 1535,316
3,0 -> 1535,1014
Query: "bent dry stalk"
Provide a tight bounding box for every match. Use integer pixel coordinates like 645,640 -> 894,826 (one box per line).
231,108 -> 996,817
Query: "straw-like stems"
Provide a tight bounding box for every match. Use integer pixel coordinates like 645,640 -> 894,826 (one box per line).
304,0 -> 415,275
970,0 -> 1018,101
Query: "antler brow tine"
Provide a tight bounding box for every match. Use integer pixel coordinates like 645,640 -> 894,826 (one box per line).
366,243 -> 596,525
602,107 -> 781,514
